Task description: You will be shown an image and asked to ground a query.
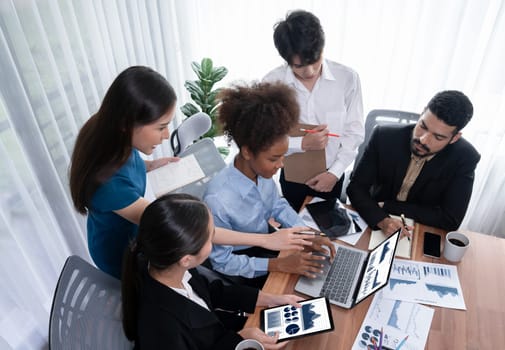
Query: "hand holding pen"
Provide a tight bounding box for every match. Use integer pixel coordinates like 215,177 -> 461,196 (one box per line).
400,214 -> 413,241
300,128 -> 340,137
299,125 -> 332,151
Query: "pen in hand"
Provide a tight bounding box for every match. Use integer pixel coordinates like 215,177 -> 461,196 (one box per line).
299,128 -> 340,137
400,214 -> 410,241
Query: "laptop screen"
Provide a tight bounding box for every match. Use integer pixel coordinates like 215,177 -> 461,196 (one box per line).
355,229 -> 400,304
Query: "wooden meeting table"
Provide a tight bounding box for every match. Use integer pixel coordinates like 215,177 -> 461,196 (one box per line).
244,224 -> 505,349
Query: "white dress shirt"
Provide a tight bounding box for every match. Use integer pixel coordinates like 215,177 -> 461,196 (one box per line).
263,59 -> 365,179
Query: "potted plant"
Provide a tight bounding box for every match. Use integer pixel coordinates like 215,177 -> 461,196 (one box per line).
180,58 -> 229,156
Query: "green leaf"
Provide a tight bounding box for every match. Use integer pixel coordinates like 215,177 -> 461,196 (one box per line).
180,103 -> 200,117
200,78 -> 213,94
209,104 -> 219,116
211,66 -> 228,82
204,124 -> 217,138
201,58 -> 213,77
217,146 -> 230,157
191,61 -> 202,75
207,90 -> 219,103
184,81 -> 205,104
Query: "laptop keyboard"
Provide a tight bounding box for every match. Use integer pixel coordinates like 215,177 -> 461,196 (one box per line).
320,247 -> 363,304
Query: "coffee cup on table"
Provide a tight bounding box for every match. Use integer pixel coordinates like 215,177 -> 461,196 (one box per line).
443,231 -> 470,262
235,339 -> 264,350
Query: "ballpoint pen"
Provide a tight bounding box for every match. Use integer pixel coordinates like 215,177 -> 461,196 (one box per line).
299,128 -> 340,137
379,327 -> 383,350
400,214 -> 410,241
396,335 -> 409,350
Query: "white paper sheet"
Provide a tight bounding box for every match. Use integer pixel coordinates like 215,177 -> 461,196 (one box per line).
382,259 -> 466,310
352,290 -> 434,350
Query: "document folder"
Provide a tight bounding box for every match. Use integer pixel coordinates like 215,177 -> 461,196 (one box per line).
283,123 -> 326,184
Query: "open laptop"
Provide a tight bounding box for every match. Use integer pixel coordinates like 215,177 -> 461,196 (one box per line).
295,229 -> 401,309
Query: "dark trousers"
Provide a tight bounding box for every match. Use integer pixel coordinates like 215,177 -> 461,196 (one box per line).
279,169 -> 345,212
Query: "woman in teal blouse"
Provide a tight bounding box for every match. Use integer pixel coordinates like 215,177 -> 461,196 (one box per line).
69,66 -> 314,279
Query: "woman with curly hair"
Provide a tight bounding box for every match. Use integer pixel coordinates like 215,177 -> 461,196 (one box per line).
203,81 -> 335,287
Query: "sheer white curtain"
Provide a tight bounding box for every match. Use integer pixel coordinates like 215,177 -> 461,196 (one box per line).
0,0 -> 189,348
184,0 -> 505,237
1,0 -> 505,348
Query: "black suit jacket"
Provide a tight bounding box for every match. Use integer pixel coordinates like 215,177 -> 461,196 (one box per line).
136,268 -> 259,350
347,124 -> 480,231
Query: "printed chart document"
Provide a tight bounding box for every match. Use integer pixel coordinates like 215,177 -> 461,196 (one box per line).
352,290 -> 434,350
382,260 -> 466,310
147,154 -> 205,197
369,215 -> 414,259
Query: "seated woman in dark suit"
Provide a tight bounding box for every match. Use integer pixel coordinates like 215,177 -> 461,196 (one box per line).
121,193 -> 303,350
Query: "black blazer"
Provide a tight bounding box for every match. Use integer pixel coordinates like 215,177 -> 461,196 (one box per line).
135,268 -> 259,350
347,124 -> 480,231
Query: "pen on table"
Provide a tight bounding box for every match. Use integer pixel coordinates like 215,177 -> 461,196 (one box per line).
395,335 -> 409,350
379,327 -> 383,350
299,128 -> 340,137
400,214 -> 410,241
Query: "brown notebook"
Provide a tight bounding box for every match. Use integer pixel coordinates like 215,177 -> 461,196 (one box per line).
283,123 -> 326,184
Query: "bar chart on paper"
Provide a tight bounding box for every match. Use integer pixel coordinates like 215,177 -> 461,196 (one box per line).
382,260 -> 466,310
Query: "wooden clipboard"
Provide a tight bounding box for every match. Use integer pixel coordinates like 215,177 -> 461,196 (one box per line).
283,123 -> 326,184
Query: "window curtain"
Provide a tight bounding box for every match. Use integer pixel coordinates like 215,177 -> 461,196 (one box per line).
184,0 -> 505,237
0,0 -> 190,348
1,0 -> 505,348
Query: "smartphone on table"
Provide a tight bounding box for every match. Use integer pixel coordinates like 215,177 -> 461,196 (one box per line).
423,232 -> 441,258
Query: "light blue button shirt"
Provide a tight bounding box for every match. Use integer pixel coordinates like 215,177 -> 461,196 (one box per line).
203,163 -> 305,278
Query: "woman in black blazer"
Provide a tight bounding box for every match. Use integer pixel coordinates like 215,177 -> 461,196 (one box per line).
121,193 -> 303,350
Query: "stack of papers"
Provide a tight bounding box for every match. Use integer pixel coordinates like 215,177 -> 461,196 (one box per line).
353,260 -> 466,349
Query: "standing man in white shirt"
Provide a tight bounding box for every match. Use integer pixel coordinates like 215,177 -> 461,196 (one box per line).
263,10 -> 365,211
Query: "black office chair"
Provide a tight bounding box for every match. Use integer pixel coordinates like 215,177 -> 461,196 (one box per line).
49,255 -> 133,349
340,109 -> 420,203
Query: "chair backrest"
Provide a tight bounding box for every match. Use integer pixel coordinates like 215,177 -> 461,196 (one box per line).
340,109 -> 420,203
49,255 -> 132,350
170,137 -> 226,199
355,109 -> 420,166
170,112 -> 212,156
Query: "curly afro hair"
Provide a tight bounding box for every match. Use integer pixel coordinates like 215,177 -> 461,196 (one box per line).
218,81 -> 299,155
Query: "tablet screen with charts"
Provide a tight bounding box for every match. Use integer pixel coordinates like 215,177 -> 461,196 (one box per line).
260,297 -> 334,342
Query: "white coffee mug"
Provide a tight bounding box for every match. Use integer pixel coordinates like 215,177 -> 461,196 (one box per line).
235,339 -> 264,350
443,231 -> 470,262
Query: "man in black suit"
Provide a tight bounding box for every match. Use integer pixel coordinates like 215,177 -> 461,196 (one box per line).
347,90 -> 480,233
